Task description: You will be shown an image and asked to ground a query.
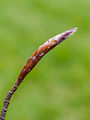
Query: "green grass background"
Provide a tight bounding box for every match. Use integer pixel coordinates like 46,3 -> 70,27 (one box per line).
0,0 -> 90,120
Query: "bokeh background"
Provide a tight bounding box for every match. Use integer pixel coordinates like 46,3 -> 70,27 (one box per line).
0,0 -> 90,120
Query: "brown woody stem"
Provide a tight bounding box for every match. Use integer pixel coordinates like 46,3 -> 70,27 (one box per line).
0,28 -> 77,120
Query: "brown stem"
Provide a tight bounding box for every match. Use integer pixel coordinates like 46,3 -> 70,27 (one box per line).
0,81 -> 20,120
0,28 -> 77,120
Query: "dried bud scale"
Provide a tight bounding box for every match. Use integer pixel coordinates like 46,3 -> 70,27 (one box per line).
18,27 -> 77,83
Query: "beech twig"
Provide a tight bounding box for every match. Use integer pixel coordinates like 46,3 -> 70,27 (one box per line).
0,28 -> 77,120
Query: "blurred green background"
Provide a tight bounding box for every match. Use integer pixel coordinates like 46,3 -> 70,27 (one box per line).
0,0 -> 90,120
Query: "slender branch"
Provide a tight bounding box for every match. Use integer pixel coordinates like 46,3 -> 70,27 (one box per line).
0,28 -> 77,120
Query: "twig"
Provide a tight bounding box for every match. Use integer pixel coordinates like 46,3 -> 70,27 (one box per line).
0,28 -> 77,120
